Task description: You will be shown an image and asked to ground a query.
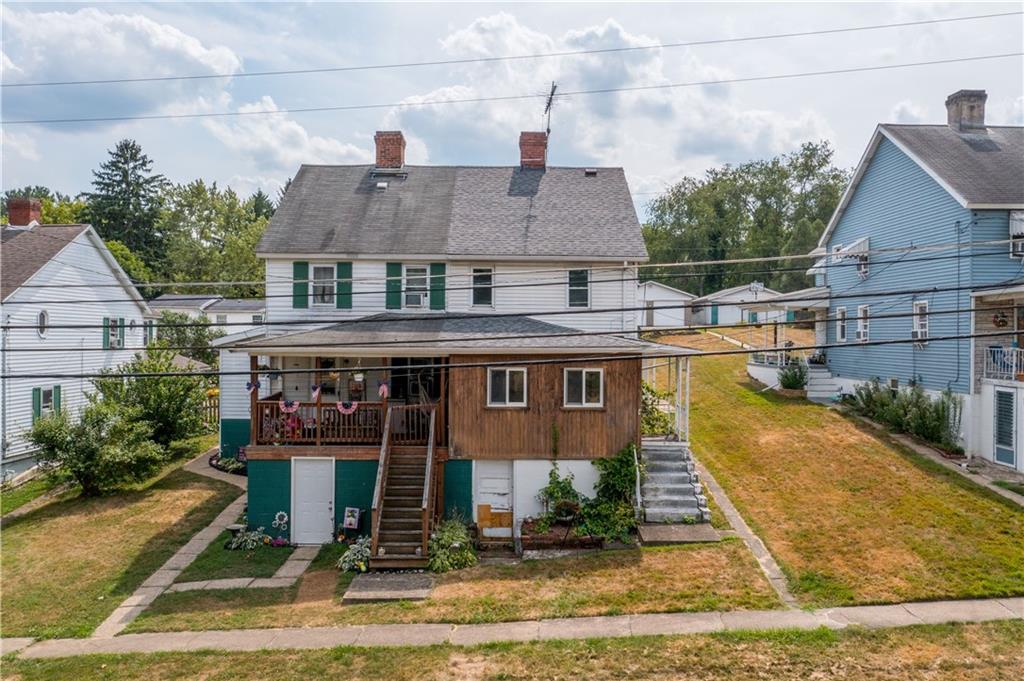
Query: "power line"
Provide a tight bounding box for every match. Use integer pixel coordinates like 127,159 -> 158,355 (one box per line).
3,302 -> 1011,353
5,277 -> 1022,331
4,11 -> 1017,89
4,52 -> 1020,126
3,328 -> 1019,380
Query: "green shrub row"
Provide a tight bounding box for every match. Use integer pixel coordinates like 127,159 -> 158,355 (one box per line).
845,379 -> 964,453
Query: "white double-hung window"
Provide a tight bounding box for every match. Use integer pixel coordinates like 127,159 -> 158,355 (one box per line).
836,307 -> 847,343
912,301 -> 929,342
311,265 -> 335,305
471,267 -> 494,307
487,367 -> 527,407
1010,211 -> 1024,258
567,269 -> 590,308
856,305 -> 870,342
404,265 -> 429,308
564,368 -> 603,408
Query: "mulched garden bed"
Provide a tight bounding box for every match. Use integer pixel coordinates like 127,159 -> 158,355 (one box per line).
519,518 -> 603,551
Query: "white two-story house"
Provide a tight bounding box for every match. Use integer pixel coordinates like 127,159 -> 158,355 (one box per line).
1,198 -> 154,478
215,130 -> 698,564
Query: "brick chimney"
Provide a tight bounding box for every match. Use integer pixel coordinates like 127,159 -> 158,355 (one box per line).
7,197 -> 42,226
374,130 -> 406,169
519,131 -> 548,169
945,89 -> 987,132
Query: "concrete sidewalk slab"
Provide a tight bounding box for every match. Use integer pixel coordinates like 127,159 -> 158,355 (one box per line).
180,629 -> 279,652
627,611 -> 724,636
267,626 -> 362,650
638,523 -> 721,545
538,615 -> 632,640
353,623 -> 452,647
824,604 -> 922,629
451,621 -> 541,645
902,598 -> 1018,624
167,580 -> 210,593
720,609 -> 826,631
204,577 -> 254,590
250,577 -> 297,589
0,638 -> 35,655
140,569 -> 178,588
92,606 -> 147,639
274,560 -> 313,579
997,597 -> 1024,616
119,587 -> 166,608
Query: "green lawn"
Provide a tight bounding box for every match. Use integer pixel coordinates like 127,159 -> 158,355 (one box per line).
128,541 -> 779,633
0,467 -> 240,639
0,476 -> 69,516
677,345 -> 1024,607
8,622 -> 1024,680
994,480 -> 1024,496
175,530 -> 294,582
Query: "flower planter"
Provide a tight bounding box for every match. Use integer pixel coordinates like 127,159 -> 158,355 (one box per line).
519,518 -> 603,551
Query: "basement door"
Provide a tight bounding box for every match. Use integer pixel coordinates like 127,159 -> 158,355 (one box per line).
476,461 -> 513,539
291,458 -> 335,544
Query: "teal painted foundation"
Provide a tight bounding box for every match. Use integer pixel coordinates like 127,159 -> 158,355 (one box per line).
220,418 -> 250,458
444,459 -> 473,520
247,460 -> 290,538
247,458 -> 382,541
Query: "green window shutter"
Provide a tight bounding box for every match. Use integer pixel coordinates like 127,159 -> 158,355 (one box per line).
53,385 -> 62,414
118,318 -> 125,348
385,262 -> 403,310
292,261 -> 309,309
32,387 -> 41,423
102,317 -> 110,349
429,263 -> 446,310
336,262 -> 353,309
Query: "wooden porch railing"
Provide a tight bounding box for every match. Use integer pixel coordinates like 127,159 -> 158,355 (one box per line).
421,409 -> 438,557
254,401 -> 385,445
389,404 -> 434,446
370,407 -> 393,558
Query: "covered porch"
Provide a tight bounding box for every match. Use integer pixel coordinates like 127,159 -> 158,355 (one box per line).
743,287 -> 829,368
972,286 -> 1024,384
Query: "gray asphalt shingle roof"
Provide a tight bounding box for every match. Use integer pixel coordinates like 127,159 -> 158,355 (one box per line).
148,293 -> 222,311
206,298 -> 266,312
230,312 -> 679,353
257,164 -> 648,260
881,124 -> 1024,205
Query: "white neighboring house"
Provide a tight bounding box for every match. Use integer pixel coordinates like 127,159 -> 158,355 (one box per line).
149,294 -> 265,335
637,281 -> 695,329
690,283 -> 783,327
1,200 -> 153,478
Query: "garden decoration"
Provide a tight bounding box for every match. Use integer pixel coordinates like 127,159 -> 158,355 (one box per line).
246,380 -> 260,394
272,511 -> 289,532
279,400 -> 300,414
336,401 -> 358,415
992,311 -> 1010,328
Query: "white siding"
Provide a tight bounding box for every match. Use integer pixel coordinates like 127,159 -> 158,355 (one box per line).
219,350 -> 252,420
2,231 -> 149,465
264,257 -> 639,332
637,283 -> 692,328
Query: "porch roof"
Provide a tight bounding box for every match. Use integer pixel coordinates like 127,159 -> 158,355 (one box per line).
745,287 -> 830,311
221,312 -> 692,356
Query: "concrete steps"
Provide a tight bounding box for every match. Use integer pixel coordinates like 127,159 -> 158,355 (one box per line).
640,440 -> 710,523
806,366 -> 839,402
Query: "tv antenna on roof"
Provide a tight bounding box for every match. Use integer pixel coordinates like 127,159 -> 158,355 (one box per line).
544,81 -> 557,135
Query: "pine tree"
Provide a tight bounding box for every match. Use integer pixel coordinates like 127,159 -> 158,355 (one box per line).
85,140 -> 167,265
249,189 -> 275,219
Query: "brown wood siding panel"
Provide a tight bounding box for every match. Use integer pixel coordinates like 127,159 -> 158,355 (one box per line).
448,354 -> 640,460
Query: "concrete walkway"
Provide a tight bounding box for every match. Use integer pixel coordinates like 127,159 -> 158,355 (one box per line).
165,546 -> 320,593
10,597 -> 1021,659
184,449 -> 247,490
693,459 -> 799,608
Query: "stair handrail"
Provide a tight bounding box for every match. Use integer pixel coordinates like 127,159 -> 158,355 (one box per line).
420,408 -> 437,557
371,406 -> 394,557
633,442 -> 643,516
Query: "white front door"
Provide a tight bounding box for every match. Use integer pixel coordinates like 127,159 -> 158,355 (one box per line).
476,460 -> 513,538
291,458 -> 334,544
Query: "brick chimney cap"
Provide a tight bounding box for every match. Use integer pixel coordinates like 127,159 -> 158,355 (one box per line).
945,89 -> 987,104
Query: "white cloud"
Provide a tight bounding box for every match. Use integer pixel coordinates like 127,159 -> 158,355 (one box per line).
1,7 -> 240,125
0,130 -> 41,162
890,100 -> 927,124
386,13 -> 831,195
226,174 -> 286,199
203,96 -> 374,171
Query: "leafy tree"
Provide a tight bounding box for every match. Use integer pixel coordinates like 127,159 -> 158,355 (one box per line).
250,189 -> 275,219
643,141 -> 849,294
27,401 -> 164,496
158,180 -> 268,297
105,240 -> 155,287
153,310 -> 224,366
92,344 -> 207,446
85,139 -> 167,265
1,186 -> 87,224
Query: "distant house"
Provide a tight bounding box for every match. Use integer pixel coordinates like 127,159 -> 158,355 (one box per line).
690,283 -> 782,327
1,198 -> 153,477
149,294 -> 265,335
811,89 -> 1023,472
637,281 -> 695,329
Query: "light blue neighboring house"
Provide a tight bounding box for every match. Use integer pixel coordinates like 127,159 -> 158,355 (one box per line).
811,89 -> 1024,472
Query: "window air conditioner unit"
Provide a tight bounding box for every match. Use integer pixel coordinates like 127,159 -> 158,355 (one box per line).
856,330 -> 867,342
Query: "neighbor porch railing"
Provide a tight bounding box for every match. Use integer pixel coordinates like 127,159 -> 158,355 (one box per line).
748,350 -> 793,367
983,346 -> 1024,381
254,401 -> 385,445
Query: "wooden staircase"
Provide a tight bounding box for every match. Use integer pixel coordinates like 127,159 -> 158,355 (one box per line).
370,405 -> 439,570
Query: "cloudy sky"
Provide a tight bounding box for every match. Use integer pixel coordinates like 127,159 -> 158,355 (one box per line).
2,2 -> 1022,217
